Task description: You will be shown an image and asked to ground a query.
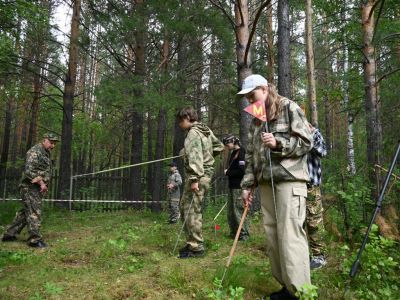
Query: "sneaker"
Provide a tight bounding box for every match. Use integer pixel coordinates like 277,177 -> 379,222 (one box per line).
28,240 -> 48,248
178,248 -> 205,259
310,255 -> 327,270
1,235 -> 17,242
238,234 -> 249,241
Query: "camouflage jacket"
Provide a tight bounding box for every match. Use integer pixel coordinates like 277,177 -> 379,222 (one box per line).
241,98 -> 313,188
20,143 -> 53,186
167,170 -> 182,199
183,122 -> 224,182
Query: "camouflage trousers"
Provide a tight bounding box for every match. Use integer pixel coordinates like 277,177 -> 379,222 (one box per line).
227,188 -> 249,238
306,186 -> 326,256
180,176 -> 211,251
168,197 -> 180,222
4,185 -> 43,243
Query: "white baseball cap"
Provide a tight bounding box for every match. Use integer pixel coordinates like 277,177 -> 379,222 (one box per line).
237,74 -> 268,95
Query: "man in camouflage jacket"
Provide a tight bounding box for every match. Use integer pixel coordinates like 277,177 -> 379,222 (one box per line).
2,133 -> 59,248
166,161 -> 182,224
176,107 -> 224,258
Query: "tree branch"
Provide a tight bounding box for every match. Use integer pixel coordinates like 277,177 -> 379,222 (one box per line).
244,0 -> 271,66
376,68 -> 400,84
208,0 -> 236,29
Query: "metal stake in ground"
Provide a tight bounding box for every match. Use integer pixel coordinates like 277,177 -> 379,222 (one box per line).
220,190 -> 252,284
172,193 -> 196,255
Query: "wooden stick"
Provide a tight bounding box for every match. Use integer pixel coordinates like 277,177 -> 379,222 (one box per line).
225,204 -> 249,268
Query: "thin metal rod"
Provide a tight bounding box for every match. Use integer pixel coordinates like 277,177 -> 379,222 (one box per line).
172,193 -> 195,255
350,141 -> 400,277
264,120 -> 278,222
69,176 -> 73,211
213,201 -> 227,222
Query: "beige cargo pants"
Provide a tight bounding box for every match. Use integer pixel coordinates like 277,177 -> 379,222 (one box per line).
259,181 -> 311,294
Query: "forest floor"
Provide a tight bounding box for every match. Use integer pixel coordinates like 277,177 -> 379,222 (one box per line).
0,201 -> 365,300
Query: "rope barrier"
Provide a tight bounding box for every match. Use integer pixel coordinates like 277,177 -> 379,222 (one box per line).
72,155 -> 184,178
1,194 -> 228,203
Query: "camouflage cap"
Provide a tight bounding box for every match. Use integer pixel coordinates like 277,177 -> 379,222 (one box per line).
43,133 -> 60,142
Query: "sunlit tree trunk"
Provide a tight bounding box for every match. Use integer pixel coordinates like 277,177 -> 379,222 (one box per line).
265,3 -> 275,84
362,0 -> 382,189
341,6 -> 356,175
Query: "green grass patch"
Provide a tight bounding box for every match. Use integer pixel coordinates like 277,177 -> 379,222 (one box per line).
0,201 -> 399,299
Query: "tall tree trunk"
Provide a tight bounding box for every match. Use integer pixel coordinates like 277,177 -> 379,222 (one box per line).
0,97 -> 14,196
320,12 -> 331,153
341,6 -> 356,175
362,0 -> 381,190
265,3 -> 275,84
235,0 -> 252,148
152,33 -> 169,211
27,73 -> 41,149
277,0 -> 291,98
58,0 -> 81,200
129,0 -> 146,205
130,111 -> 144,202
305,0 -> 318,126
122,128 -> 130,200
174,31 -> 187,177
146,114 -> 154,201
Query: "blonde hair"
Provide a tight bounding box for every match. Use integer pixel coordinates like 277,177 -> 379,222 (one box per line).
265,83 -> 284,121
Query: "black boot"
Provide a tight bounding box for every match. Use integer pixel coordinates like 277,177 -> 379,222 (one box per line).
1,235 -> 17,242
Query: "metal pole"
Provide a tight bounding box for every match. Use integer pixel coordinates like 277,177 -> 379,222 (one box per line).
350,141 -> 400,277
69,176 -> 73,211
3,178 -> 6,200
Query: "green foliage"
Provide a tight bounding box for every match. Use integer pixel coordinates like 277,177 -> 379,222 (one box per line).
296,283 -> 319,300
0,250 -> 29,268
43,282 -> 63,295
107,238 -> 127,250
324,174 -> 372,237
28,292 -> 44,300
341,225 -> 400,299
206,277 -> 244,300
126,255 -> 144,272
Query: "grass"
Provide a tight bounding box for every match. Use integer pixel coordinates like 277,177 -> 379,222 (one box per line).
0,201 -> 393,299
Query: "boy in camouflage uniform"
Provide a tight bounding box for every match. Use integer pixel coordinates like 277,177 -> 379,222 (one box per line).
306,123 -> 327,269
2,133 -> 59,248
166,161 -> 182,224
176,107 -> 224,258
239,75 -> 313,300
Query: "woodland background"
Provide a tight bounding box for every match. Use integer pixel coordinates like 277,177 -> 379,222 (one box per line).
0,0 -> 399,242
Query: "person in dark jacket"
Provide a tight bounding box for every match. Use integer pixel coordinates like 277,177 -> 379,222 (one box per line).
223,135 -> 249,240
